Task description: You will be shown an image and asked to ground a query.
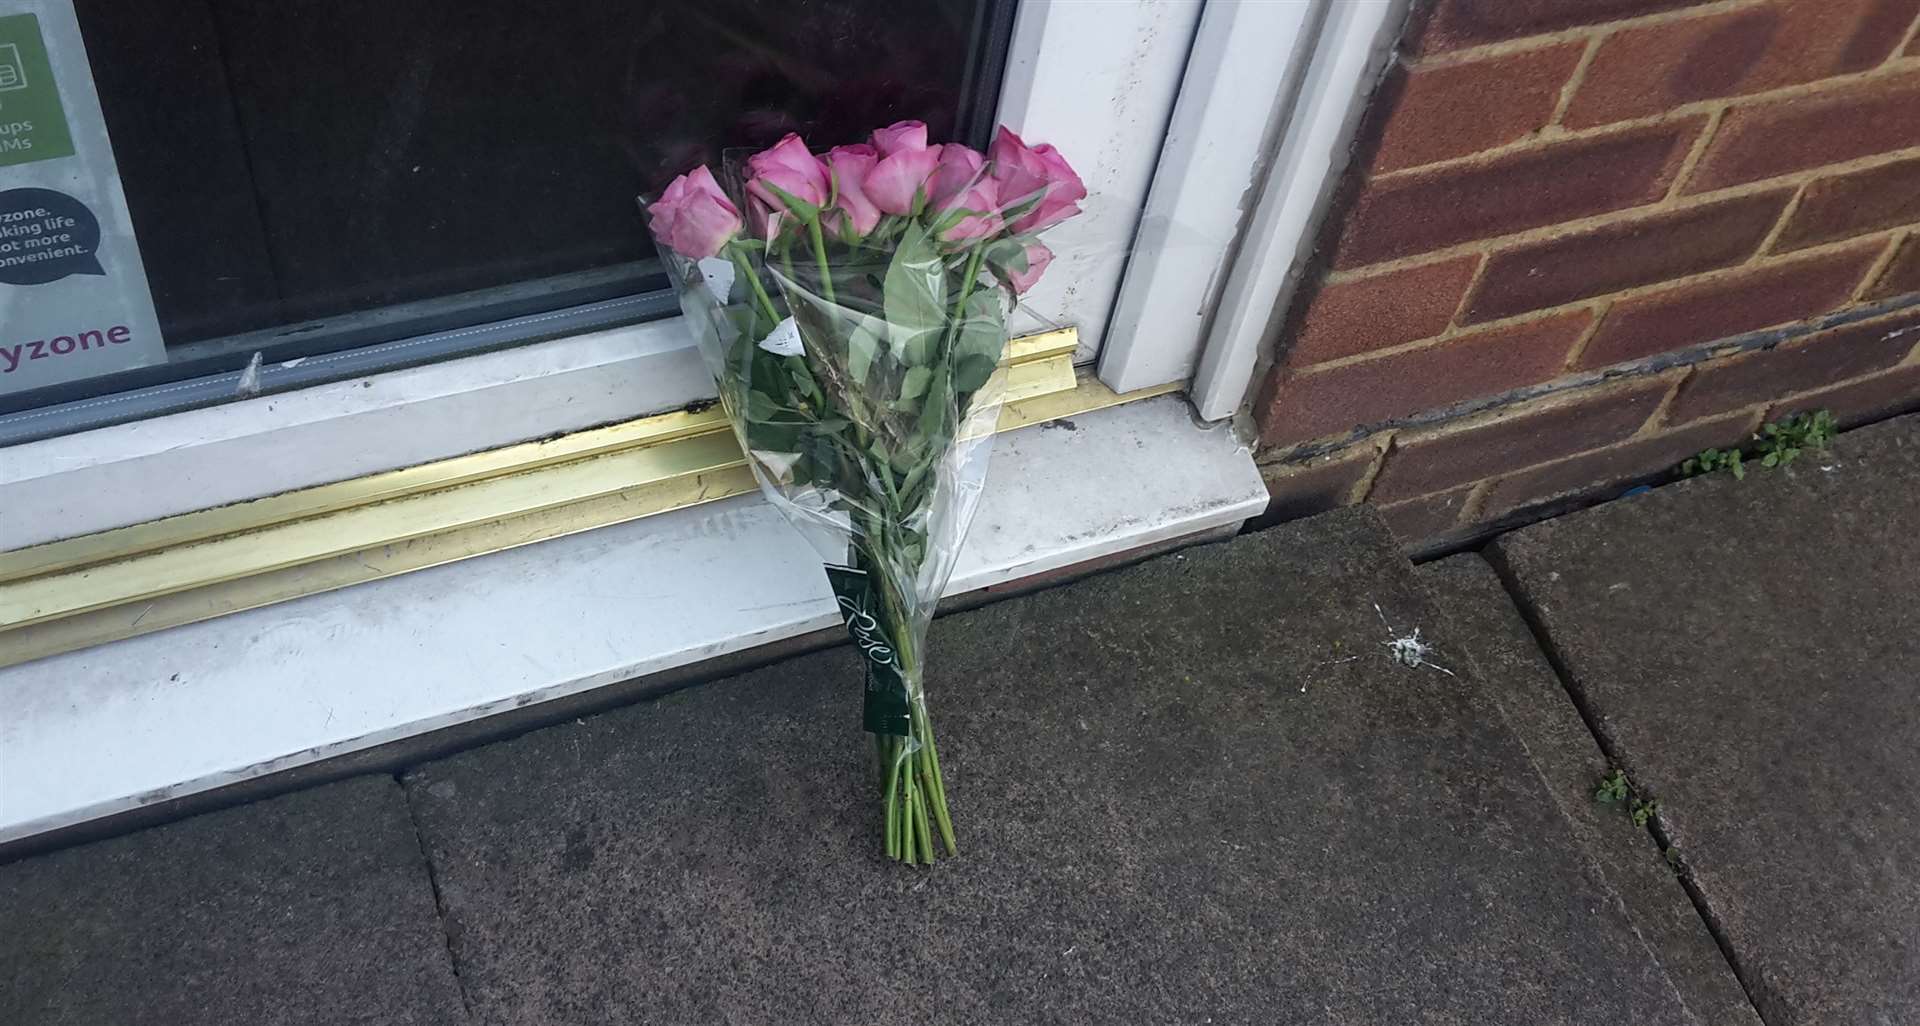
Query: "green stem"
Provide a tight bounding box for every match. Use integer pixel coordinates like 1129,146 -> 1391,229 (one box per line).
913,767 -> 935,864
726,243 -> 782,331
881,737 -> 901,861
941,245 -> 986,355
902,764 -> 919,864
914,699 -> 957,855
807,218 -> 836,305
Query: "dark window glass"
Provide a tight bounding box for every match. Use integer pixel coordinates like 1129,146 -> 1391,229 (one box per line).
6,0 -> 1009,422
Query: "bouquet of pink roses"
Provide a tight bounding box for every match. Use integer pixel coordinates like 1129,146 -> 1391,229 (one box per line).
646,120 -> 1083,864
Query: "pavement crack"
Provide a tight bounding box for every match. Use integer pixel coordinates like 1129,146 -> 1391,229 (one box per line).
400,772 -> 479,1023
1481,546 -> 1778,1026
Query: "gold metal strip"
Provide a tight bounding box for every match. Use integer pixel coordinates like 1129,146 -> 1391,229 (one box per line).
1,464 -> 762,670
0,332 -> 1182,668
0,327 -> 1077,585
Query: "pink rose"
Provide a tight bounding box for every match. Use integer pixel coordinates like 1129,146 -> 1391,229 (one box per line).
929,145 -> 1002,242
746,193 -> 784,240
870,120 -> 929,158
866,144 -> 942,215
928,144 -> 985,208
1005,242 -> 1053,294
648,166 -> 742,260
823,143 -> 882,238
745,133 -> 829,216
989,126 -> 1086,234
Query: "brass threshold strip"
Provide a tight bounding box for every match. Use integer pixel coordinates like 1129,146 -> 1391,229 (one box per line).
0,328 -> 1182,669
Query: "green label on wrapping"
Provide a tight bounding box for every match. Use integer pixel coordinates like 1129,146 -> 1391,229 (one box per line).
824,564 -> 911,737
0,14 -> 76,168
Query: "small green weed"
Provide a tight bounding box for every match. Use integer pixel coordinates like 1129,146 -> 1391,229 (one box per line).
1754,409 -> 1835,469
1594,768 -> 1661,829
1630,797 -> 1661,828
1678,408 -> 1836,479
1679,447 -> 1744,480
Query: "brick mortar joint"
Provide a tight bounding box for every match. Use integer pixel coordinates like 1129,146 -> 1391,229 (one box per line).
1290,304 -> 1595,378
1349,373 -> 1912,538
1851,231 -> 1909,303
1366,57 -> 1920,187
1298,228 -> 1902,379
1367,108 -> 1708,187
1259,293 -> 1920,462
1544,34 -> 1606,130
1405,0 -> 1765,71
1405,402 -> 1769,521
1559,300 -> 1613,372
1641,368 -> 1694,435
1895,12 -> 1920,64
1324,143 -> 1920,286
1663,106 -> 1726,201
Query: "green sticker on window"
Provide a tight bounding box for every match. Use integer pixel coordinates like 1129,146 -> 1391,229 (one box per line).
824,564 -> 912,737
0,13 -> 76,168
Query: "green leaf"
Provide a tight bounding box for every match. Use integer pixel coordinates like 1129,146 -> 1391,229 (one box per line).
954,354 -> 999,394
744,390 -> 779,423
899,366 -> 933,402
747,421 -> 802,454
982,237 -> 1029,276
848,316 -> 884,384
953,289 -> 1007,362
883,222 -> 947,362
904,329 -> 939,367
919,370 -> 952,443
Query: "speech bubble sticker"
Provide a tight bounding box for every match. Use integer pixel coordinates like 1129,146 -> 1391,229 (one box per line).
0,187 -> 104,285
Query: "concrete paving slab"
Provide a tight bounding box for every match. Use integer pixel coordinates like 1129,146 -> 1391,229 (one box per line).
0,775 -> 466,1026
1420,555 -> 1760,1025
409,508 -> 1693,1026
1490,414 -> 1920,1026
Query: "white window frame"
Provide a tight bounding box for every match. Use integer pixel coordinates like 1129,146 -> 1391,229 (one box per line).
4,0 -> 1214,548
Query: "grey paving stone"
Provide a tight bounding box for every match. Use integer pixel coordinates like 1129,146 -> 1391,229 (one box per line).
409,507 -> 1693,1026
1420,555 -> 1761,1026
1490,414 -> 1920,1026
0,775 -> 467,1026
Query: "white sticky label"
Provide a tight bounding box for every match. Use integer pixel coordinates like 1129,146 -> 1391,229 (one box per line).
696,255 -> 735,302
758,315 -> 804,357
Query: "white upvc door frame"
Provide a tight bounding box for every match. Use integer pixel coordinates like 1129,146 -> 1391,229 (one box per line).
1098,0 -> 1326,393
993,0 -> 1205,363
1094,0 -> 1406,419
1186,0 -> 1406,421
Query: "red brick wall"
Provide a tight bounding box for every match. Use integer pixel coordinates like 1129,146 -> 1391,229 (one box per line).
1257,0 -> 1920,553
